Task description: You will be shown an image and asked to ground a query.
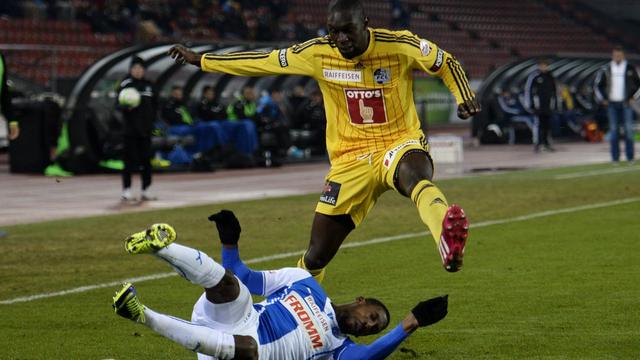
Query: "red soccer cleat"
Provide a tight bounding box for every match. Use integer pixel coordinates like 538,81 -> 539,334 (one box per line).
438,204 -> 469,272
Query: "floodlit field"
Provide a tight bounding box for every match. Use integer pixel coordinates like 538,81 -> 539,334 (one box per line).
1,163 -> 639,359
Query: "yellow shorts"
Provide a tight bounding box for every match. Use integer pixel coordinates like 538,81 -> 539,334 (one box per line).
315,134 -> 431,226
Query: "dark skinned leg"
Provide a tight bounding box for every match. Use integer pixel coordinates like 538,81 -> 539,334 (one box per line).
204,269 -> 240,304
303,212 -> 355,270
395,151 -> 434,198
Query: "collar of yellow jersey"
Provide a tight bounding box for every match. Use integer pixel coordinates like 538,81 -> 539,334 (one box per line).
351,28 -> 375,62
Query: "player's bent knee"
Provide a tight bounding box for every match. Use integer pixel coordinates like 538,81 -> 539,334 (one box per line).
205,270 -> 240,304
233,335 -> 259,360
304,249 -> 331,270
396,151 -> 434,196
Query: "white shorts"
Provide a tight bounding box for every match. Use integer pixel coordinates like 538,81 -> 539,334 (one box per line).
191,282 -> 260,360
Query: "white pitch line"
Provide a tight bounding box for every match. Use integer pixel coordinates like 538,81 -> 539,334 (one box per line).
554,166 -> 640,180
2,196 -> 639,305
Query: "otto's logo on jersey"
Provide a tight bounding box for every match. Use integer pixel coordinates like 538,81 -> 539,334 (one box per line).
344,88 -> 388,124
373,68 -> 391,84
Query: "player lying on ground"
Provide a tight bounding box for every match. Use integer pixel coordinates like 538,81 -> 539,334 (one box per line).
168,0 -> 477,281
113,210 -> 448,360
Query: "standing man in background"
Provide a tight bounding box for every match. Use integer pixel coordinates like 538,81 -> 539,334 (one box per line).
525,58 -> 557,153
117,56 -> 158,201
0,52 -> 18,148
0,52 -> 16,238
595,46 -> 640,162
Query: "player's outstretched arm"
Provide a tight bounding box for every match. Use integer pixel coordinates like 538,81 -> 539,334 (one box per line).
172,42 -> 315,77
168,44 -> 202,67
437,56 -> 481,119
209,210 -> 266,295
336,295 -> 448,360
209,210 -> 319,297
408,35 -> 481,119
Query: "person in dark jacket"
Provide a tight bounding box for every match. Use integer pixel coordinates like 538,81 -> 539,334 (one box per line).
197,86 -> 226,121
525,58 -> 557,152
1,53 -> 17,146
161,85 -> 193,126
117,55 -> 157,201
0,52 -> 14,238
594,46 -> 640,162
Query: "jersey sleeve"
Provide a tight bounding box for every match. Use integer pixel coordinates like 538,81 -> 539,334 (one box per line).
261,267 -> 312,296
404,33 -> 474,105
333,324 -> 411,360
221,247 -> 311,296
200,45 -> 315,77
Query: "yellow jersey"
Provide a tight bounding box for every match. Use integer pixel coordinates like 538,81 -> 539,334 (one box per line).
201,28 -> 474,165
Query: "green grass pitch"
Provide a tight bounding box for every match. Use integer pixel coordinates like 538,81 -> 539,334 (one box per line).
1,163 -> 639,359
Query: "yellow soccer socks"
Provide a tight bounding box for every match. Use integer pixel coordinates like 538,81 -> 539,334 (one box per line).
411,179 -> 449,244
297,255 -> 326,283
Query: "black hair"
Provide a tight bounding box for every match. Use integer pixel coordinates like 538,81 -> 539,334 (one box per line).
201,85 -> 212,94
171,85 -> 183,91
613,45 -> 624,52
130,55 -> 144,69
365,298 -> 390,329
328,0 -> 365,18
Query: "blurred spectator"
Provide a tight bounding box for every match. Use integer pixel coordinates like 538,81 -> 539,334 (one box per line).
594,46 -> 640,162
293,88 -> 326,154
227,85 -> 258,122
1,53 -> 18,146
525,59 -> 557,152
288,85 -> 307,119
495,89 -> 536,144
557,85 -> 582,136
162,85 -> 193,126
294,88 -> 325,132
257,88 -> 297,159
196,85 -> 226,121
116,56 -> 157,201
219,85 -> 259,158
0,52 -> 15,238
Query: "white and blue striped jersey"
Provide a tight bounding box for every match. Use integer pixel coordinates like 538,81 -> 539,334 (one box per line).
253,268 -> 352,359
220,247 -> 411,360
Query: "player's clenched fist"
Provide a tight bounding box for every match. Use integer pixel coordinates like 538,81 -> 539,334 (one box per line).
208,210 -> 241,245
411,295 -> 448,327
457,98 -> 481,119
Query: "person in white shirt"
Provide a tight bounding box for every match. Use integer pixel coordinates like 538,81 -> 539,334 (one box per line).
594,46 -> 640,162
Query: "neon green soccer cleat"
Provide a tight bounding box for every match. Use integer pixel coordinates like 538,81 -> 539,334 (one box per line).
125,223 -> 177,254
113,282 -> 145,323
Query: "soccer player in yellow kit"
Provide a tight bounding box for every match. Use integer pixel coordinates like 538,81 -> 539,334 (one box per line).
168,0 -> 481,282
